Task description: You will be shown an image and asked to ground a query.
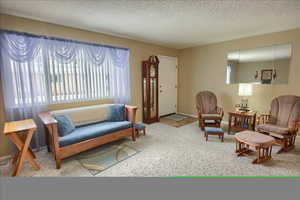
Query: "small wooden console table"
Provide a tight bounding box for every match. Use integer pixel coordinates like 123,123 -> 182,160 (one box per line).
228,111 -> 257,135
4,119 -> 40,176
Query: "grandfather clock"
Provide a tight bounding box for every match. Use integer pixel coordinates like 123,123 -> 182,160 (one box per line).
142,56 -> 159,124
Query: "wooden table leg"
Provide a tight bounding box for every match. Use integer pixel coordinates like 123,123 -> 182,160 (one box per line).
19,133 -> 37,159
12,150 -> 20,165
252,146 -> 272,164
228,115 -> 232,135
8,130 -> 40,176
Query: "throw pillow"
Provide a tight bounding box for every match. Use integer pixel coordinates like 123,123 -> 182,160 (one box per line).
107,104 -> 125,122
54,114 -> 76,137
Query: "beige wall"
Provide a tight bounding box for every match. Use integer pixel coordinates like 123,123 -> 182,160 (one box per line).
0,14 -> 179,157
178,28 -> 300,122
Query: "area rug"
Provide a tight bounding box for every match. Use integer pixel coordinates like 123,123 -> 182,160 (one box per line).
164,114 -> 188,121
160,114 -> 197,128
77,143 -> 140,176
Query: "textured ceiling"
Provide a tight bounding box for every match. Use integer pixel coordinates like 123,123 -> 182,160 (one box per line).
228,44 -> 292,62
0,0 -> 300,49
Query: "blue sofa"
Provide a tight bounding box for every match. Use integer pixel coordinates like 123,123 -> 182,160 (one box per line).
39,104 -> 138,169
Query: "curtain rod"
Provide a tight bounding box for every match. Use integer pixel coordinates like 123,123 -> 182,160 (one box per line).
0,29 -> 129,51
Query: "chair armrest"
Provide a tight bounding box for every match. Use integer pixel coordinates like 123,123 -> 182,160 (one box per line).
288,118 -> 300,134
196,105 -> 202,119
217,106 -> 224,118
257,114 -> 271,125
125,105 -> 138,124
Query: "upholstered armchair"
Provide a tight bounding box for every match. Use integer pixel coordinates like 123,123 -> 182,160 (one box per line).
196,91 -> 224,131
257,95 -> 300,154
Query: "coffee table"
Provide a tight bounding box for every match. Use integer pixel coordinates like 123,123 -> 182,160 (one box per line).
235,130 -> 275,164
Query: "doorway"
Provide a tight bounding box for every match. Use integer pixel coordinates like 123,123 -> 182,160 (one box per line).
158,55 -> 178,117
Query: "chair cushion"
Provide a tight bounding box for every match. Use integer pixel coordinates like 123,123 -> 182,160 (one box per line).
59,121 -> 132,147
54,114 -> 76,137
204,127 -> 224,133
204,120 -> 218,124
201,114 -> 222,119
257,124 -> 289,135
135,123 -> 146,129
107,104 -> 125,122
235,131 -> 275,147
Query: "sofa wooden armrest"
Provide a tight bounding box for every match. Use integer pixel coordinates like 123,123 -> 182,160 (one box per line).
125,105 -> 138,124
38,112 -> 57,125
38,112 -> 60,167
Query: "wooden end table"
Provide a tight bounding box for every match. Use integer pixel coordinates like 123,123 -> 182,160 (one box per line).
228,111 -> 256,135
4,119 -> 40,176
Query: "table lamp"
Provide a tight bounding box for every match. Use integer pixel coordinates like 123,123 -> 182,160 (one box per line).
238,83 -> 252,112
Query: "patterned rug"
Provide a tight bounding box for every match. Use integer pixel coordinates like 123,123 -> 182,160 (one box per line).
160,114 -> 197,128
77,142 -> 140,176
164,114 -> 188,121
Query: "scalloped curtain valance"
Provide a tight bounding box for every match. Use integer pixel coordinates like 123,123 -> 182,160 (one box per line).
0,30 -> 129,67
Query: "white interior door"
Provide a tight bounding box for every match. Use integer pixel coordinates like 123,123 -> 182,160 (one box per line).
158,55 -> 178,116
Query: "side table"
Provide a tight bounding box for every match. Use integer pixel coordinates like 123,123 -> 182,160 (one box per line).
228,111 -> 257,135
4,119 -> 40,176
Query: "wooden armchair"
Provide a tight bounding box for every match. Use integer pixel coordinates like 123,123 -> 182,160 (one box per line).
257,95 -> 300,154
196,91 -> 224,131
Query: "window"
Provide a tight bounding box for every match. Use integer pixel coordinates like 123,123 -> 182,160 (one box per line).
0,31 -> 130,107
226,64 -> 232,84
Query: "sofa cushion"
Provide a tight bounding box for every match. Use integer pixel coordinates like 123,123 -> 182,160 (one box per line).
54,114 -> 76,137
59,121 -> 132,147
257,124 -> 289,135
50,104 -> 112,126
107,104 -> 125,122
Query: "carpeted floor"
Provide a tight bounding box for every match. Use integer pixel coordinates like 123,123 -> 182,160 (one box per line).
1,121 -> 300,177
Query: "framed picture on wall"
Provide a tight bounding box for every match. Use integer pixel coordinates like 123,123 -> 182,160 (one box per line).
261,69 -> 273,84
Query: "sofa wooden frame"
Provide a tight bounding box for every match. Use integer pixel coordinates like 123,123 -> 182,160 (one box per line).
38,105 -> 138,169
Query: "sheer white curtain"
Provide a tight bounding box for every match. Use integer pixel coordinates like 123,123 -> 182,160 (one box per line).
0,30 -> 130,149
0,33 -> 48,149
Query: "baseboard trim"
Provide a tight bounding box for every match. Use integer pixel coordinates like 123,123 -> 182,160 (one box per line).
160,113 -> 176,118
0,146 -> 47,163
0,155 -> 11,164
177,112 -> 197,118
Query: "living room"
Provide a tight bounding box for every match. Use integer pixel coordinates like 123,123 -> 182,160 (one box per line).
0,0 -> 300,178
